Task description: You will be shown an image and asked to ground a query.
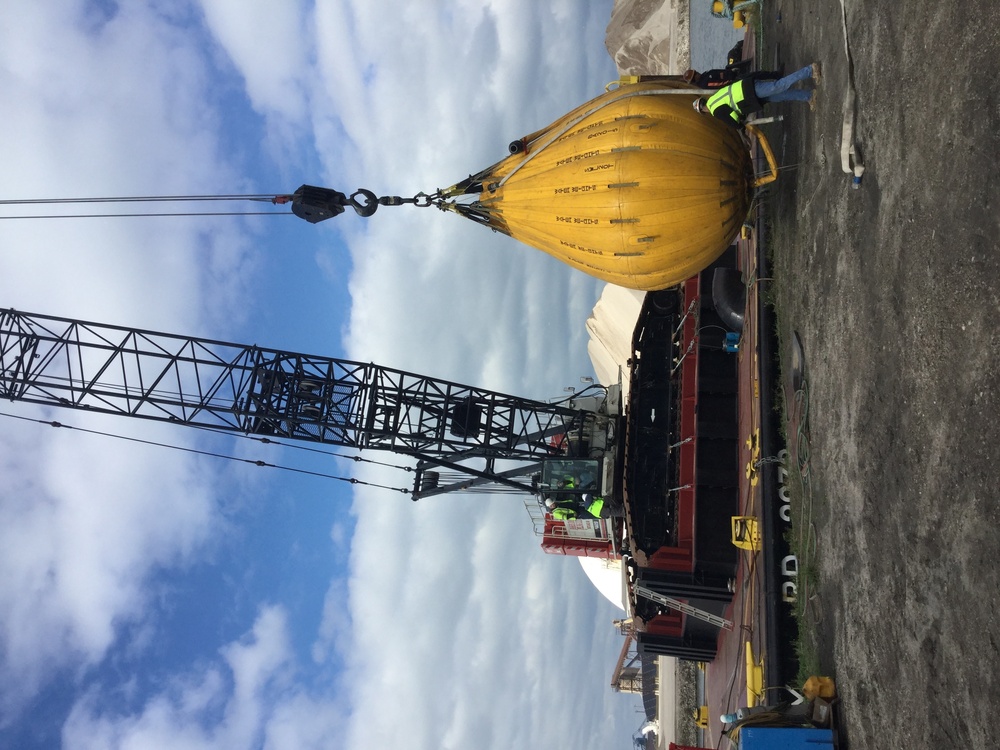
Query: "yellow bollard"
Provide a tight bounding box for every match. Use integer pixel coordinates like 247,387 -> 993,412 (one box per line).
693,706 -> 709,729
803,676 -> 837,700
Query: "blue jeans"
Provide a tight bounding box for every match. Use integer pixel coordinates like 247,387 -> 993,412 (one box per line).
753,65 -> 814,103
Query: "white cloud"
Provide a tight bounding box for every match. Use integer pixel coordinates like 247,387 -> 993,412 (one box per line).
220,606 -> 294,748
195,0 -> 314,171
0,419 -> 219,722
332,492 -> 631,750
62,605 -> 301,750
309,576 -> 349,665
1,2 -> 641,748
197,0 -> 312,122
0,1 -> 266,726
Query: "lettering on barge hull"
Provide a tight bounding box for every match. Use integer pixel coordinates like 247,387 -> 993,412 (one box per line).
776,449 -> 798,605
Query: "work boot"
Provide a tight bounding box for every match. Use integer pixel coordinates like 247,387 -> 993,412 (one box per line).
812,62 -> 822,84
809,90 -> 818,111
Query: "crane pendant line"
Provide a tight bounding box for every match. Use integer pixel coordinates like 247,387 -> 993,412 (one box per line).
0,309 -> 608,498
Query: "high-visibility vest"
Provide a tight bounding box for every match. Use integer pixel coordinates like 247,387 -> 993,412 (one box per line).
706,79 -> 749,124
585,496 -> 605,518
552,506 -> 577,520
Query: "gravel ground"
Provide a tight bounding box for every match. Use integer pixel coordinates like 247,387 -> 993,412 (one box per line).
758,1 -> 1000,747
673,660 -> 699,746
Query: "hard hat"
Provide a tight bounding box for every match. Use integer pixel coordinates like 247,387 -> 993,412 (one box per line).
545,497 -> 557,510
692,98 -> 706,113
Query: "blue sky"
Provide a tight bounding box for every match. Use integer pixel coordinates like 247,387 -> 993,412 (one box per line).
0,2 -> 653,748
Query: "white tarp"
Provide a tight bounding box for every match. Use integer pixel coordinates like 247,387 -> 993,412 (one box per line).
586,283 -> 645,403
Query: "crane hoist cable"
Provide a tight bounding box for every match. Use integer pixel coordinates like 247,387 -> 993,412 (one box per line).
194,424 -> 415,473
0,193 -> 294,220
0,183 -> 475,222
0,409 -> 413,494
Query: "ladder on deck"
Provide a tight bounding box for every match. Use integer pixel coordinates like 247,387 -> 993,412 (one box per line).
635,584 -> 734,631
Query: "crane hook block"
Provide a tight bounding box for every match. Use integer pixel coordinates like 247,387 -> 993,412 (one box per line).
290,184 -> 349,223
289,184 -> 382,223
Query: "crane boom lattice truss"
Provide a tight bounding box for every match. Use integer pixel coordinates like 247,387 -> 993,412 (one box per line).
0,309 -> 593,497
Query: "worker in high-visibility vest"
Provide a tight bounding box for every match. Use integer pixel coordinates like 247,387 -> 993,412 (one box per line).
545,496 -> 579,520
545,495 -> 608,520
692,63 -> 821,126
550,504 -> 579,521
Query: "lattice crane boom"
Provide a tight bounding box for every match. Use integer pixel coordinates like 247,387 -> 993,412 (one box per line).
0,309 -> 609,498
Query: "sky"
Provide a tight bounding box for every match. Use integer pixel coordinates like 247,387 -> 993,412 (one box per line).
0,2 -> 650,749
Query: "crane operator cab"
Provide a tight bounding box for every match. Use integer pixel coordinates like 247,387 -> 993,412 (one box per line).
537,458 -> 610,520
